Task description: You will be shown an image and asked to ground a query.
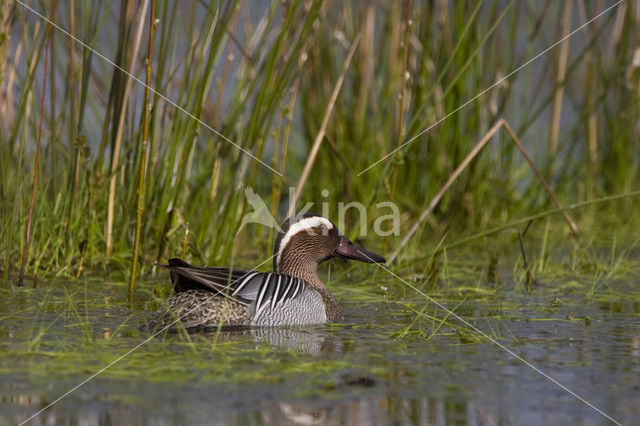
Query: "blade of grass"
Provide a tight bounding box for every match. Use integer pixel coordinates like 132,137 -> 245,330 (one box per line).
129,0 -> 156,298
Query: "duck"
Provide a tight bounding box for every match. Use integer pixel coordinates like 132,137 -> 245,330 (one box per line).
150,213 -> 386,329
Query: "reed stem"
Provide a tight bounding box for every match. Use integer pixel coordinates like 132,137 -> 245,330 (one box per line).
549,0 -> 573,159
18,1 -> 57,285
287,33 -> 360,218
106,0 -> 149,257
129,0 -> 156,298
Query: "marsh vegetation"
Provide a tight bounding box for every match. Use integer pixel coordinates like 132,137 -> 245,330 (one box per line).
1,1 -> 639,424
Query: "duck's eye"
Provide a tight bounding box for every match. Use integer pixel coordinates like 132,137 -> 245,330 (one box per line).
318,224 -> 329,235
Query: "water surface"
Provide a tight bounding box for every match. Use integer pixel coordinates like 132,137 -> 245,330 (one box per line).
1,272 -> 639,425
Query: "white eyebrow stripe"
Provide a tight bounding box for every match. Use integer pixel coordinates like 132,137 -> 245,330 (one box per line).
276,216 -> 334,269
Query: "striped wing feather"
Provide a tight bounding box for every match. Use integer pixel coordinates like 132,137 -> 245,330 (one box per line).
165,258 -> 306,319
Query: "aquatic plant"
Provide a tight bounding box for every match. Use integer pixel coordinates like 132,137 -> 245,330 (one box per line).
0,1 -> 638,295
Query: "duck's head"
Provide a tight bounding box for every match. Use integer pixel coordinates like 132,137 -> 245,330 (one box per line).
273,213 -> 386,279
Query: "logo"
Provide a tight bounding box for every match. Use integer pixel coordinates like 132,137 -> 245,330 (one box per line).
236,187 -> 282,235
238,187 -> 400,237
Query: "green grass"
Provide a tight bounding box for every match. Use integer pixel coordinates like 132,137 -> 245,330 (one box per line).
1,0 -> 639,294
1,211 -> 640,420
0,1 -> 640,395
2,227 -> 639,385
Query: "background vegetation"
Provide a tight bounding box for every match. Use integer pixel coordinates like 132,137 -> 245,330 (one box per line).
1,0 -> 639,290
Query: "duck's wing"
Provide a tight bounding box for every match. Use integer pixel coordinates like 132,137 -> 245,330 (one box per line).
163,258 -> 307,317
230,271 -> 307,319
165,258 -> 249,294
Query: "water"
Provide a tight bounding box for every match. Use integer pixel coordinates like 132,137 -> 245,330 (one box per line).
1,276 -> 639,425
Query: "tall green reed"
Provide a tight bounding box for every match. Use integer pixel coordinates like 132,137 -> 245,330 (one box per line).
1,1 -> 639,285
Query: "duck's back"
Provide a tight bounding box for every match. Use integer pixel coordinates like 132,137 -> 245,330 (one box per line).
150,259 -> 328,329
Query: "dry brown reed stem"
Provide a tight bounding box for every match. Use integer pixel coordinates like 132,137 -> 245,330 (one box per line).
578,0 -> 599,198
106,0 -> 149,257
268,74 -> 300,247
129,0 -> 156,298
501,121 -> 578,235
388,118 -> 579,264
549,0 -> 573,158
286,33 -> 361,218
18,2 -> 57,285
268,24 -> 304,245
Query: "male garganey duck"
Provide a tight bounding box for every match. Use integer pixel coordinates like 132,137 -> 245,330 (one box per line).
150,213 -> 386,329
